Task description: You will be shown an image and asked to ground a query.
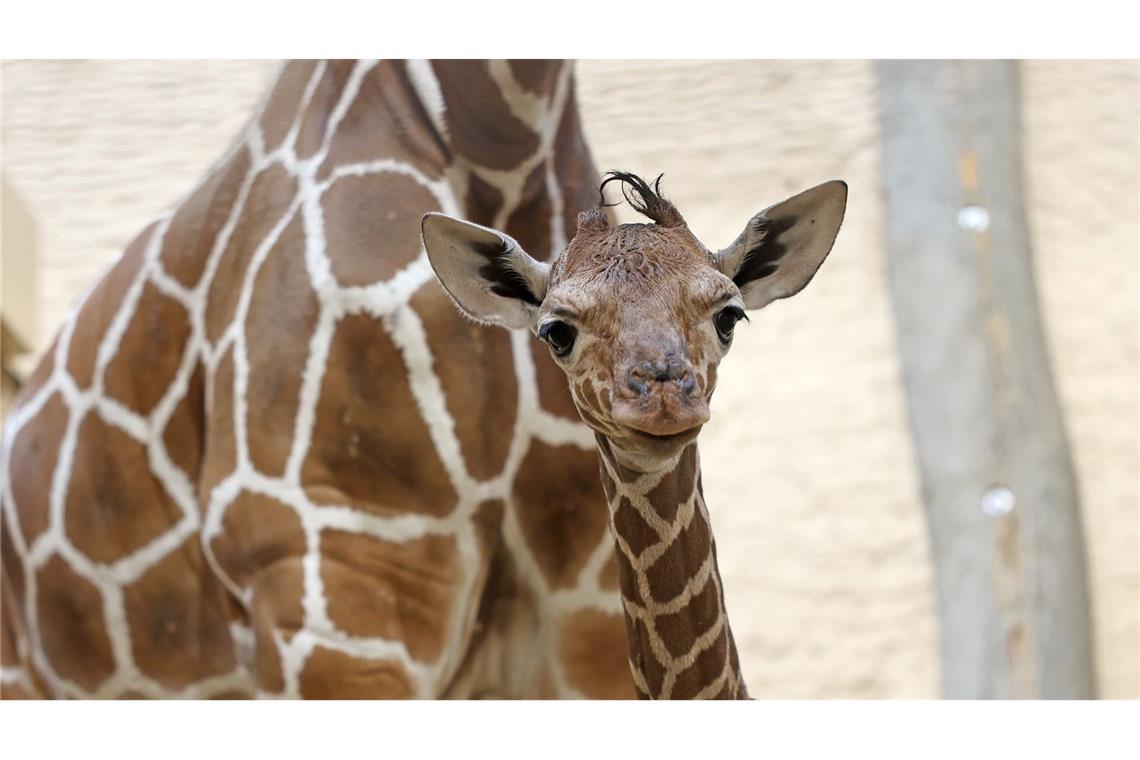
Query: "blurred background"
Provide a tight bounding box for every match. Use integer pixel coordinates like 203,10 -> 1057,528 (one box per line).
1,60 -> 1136,698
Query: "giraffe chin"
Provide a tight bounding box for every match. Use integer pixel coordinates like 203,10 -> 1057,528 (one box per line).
608,404 -> 707,462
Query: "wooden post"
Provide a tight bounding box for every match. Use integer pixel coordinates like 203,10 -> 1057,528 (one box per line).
876,60 -> 1096,698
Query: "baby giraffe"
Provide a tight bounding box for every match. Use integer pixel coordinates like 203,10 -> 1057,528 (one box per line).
422,172 -> 847,699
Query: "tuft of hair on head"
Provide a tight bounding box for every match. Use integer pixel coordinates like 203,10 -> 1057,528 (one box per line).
576,207 -> 611,235
598,170 -> 685,228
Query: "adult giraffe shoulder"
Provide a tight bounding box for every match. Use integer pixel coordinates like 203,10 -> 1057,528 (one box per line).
1,59 -> 634,699
423,171 -> 848,698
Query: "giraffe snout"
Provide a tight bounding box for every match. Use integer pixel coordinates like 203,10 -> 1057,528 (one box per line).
625,358 -> 696,397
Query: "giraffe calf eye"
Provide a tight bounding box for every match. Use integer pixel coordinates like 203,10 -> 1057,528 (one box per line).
538,320 -> 577,357
714,306 -> 745,343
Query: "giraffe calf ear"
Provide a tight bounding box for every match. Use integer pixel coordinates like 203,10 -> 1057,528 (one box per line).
714,180 -> 848,310
422,213 -> 550,330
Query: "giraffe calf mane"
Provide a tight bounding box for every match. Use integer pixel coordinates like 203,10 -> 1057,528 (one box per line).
598,170 -> 686,228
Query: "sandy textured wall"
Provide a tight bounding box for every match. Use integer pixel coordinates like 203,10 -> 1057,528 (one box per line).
2,59 -> 1136,697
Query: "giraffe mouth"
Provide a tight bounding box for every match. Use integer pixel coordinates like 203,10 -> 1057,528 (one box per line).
611,394 -> 709,441
620,422 -> 703,449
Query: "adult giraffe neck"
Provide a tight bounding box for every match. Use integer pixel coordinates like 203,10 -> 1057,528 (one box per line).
595,435 -> 749,699
410,59 -> 591,259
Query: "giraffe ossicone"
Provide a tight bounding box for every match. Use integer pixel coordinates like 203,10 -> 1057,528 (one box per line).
423,171 -> 848,698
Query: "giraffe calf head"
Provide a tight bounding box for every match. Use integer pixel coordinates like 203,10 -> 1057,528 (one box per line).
423,171 -> 847,466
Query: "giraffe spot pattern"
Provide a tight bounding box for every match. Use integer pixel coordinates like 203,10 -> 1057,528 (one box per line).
64,411 -> 183,565
35,554 -> 115,691
557,608 -> 636,699
299,645 -> 415,699
7,393 -> 67,545
260,61 -> 319,153
1,59 -> 632,699
161,361 -> 205,487
320,529 -> 461,663
123,537 -> 238,689
430,61 -> 539,171
512,440 -> 608,590
199,346 -> 236,502
65,222 -> 153,389
294,62 -> 354,161
411,282 -> 518,482
243,214 -> 316,477
322,173 -> 438,288
203,164 -> 298,344
301,313 -> 458,517
160,145 -> 252,289
315,61 -> 449,182
104,281 -> 192,416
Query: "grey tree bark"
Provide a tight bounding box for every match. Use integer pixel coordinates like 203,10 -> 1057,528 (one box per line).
875,60 -> 1096,698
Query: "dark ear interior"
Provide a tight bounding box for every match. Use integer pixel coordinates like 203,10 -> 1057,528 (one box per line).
421,212 -> 550,330
716,180 -> 848,310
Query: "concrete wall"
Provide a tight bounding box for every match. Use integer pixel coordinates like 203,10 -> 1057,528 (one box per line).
2,59 -> 1135,698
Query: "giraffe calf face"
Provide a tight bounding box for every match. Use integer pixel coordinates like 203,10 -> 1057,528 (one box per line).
534,215 -> 741,456
422,172 -> 848,464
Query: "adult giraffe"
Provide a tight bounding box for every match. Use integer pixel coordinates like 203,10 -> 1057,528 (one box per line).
0,59 -> 634,699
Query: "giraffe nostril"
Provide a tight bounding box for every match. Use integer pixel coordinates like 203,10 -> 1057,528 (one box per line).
679,371 -> 696,395
626,360 -> 696,396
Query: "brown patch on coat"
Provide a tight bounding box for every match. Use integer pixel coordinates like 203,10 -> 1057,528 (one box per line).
613,544 -> 642,606
505,163 -> 552,260
160,146 -> 252,289
301,313 -> 458,516
104,282 -> 192,416
645,510 -> 711,604
210,490 -> 306,609
66,222 -> 153,389
199,347 -> 236,502
35,554 -> 115,691
210,490 -> 305,693
320,529 -> 460,662
410,283 -> 517,481
7,393 -> 67,545
558,608 -> 636,699
553,84 -> 609,238
508,60 -> 559,96
316,61 -> 448,181
644,444 -> 697,524
294,61 -> 354,161
612,497 -> 659,559
162,361 -> 205,485
652,572 -> 719,660
122,538 -> 237,689
299,645 -> 415,699
1,537 -> 25,669
630,616 -> 666,696
64,412 -> 182,565
512,440 -> 608,589
243,215 -> 315,476
260,61 -> 319,153
671,627 -> 729,699
322,173 -> 437,287
430,61 -> 539,170
204,165 -> 298,344
465,171 -> 504,227
12,336 -> 56,409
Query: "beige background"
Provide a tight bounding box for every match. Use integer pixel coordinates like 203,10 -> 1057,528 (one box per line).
2,60 -> 1136,698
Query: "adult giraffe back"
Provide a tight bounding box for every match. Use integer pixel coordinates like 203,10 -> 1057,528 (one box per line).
0,60 -> 633,699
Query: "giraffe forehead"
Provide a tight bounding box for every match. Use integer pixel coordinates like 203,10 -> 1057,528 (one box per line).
558,222 -> 711,281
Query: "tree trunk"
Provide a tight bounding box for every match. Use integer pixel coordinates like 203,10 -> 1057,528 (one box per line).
875,60 -> 1096,698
